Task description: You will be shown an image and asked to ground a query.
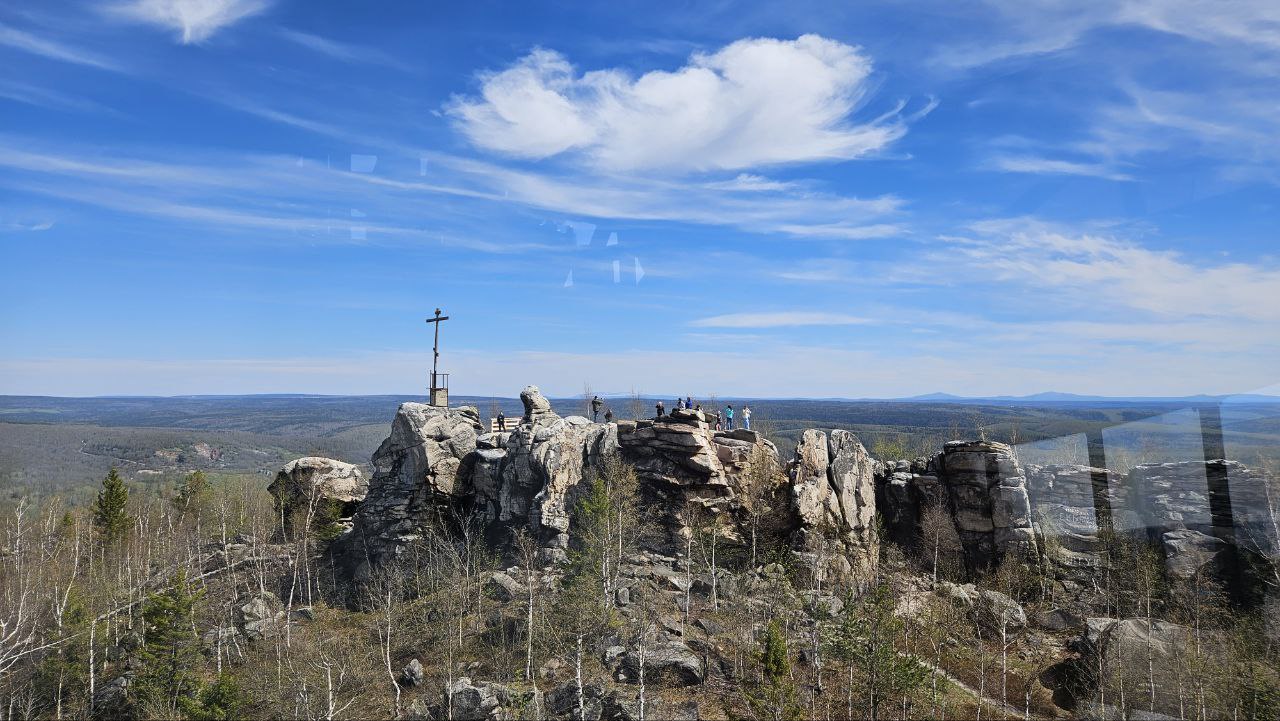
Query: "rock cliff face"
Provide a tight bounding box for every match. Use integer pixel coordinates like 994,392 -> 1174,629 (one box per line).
331,403 -> 484,581
875,440 -> 1038,573
329,386 -> 885,587
788,429 -> 878,581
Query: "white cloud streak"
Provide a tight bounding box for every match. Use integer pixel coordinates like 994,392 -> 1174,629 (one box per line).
952,217 -> 1280,323
689,312 -> 874,328
108,0 -> 270,44
277,28 -> 412,70
0,23 -> 118,70
988,154 -> 1133,181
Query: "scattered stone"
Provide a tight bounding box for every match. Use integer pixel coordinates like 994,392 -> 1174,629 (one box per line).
401,658 -> 424,687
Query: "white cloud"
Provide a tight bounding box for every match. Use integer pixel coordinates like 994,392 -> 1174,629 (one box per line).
987,154 -> 1133,181
689,312 -> 874,328
109,0 -> 270,44
951,217 -> 1280,323
0,23 -> 118,70
449,35 -> 923,172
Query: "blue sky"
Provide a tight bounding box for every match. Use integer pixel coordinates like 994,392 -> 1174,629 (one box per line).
1,0 -> 1277,398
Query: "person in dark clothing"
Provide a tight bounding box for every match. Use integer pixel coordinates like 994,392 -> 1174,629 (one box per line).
496,411 -> 506,431
590,395 -> 603,421
686,395 -> 693,410
604,408 -> 614,423
655,400 -> 665,417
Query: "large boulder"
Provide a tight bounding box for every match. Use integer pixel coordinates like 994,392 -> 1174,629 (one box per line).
616,640 -> 705,686
268,457 -> 366,538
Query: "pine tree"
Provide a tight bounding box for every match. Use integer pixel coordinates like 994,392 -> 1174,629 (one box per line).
749,620 -> 802,721
92,468 -> 130,545
135,570 -> 205,718
760,620 -> 789,683
827,581 -> 927,721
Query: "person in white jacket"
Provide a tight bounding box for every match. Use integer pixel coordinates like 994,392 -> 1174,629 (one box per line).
742,405 -> 752,430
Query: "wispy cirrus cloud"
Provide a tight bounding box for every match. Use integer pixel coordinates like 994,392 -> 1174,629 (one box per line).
0,80 -> 122,115
986,154 -> 1133,181
107,0 -> 271,44
689,311 -> 874,328
449,35 -> 932,173
947,217 -> 1280,324
277,28 -> 412,70
0,23 -> 119,70
935,0 -> 1280,70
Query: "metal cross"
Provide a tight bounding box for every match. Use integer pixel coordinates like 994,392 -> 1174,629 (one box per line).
425,308 -> 449,389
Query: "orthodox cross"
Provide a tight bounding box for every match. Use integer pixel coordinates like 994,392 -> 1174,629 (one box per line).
425,308 -> 450,405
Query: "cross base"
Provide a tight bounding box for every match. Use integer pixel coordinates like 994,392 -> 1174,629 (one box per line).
429,387 -> 449,408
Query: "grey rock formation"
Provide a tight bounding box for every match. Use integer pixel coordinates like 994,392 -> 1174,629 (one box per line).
443,677 -> 504,721
940,440 -> 1038,567
332,403 -> 484,582
788,429 -> 878,581
875,441 -> 1037,571
500,406 -> 618,563
616,640 -> 704,686
333,387 -> 782,585
268,457 -> 366,537
616,407 -> 780,551
234,590 -> 285,640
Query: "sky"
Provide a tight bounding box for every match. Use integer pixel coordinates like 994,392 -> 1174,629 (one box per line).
1,0 -> 1278,398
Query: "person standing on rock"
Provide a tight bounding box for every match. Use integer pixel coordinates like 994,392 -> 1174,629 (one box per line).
604,408 -> 614,423
590,395 -> 603,421
686,395 -> 693,410
742,405 -> 752,430
725,404 -> 734,430
655,400 -> 665,418
497,410 -> 506,431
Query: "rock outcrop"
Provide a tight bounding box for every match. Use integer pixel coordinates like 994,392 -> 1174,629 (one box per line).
616,407 -> 783,552
332,388 -> 795,584
267,457 -> 367,538
326,388 -> 1275,609
332,403 -> 484,581
1023,464 -> 1129,581
788,429 -> 878,581
875,440 -> 1038,572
